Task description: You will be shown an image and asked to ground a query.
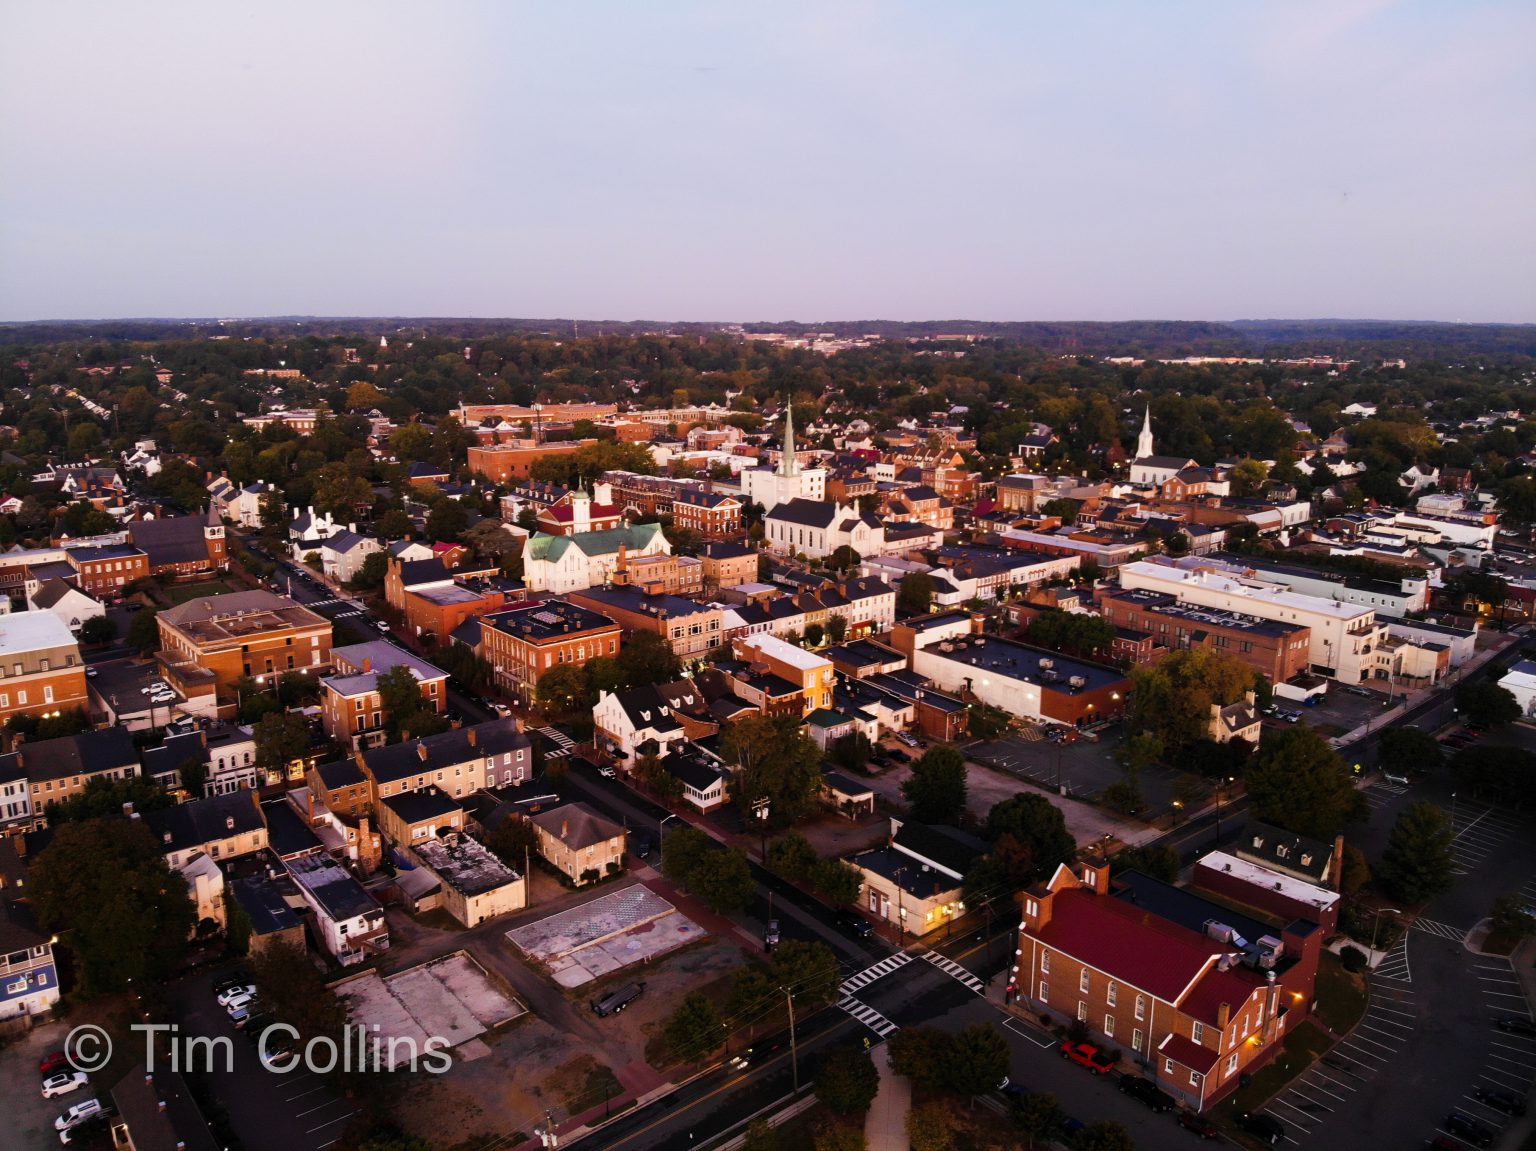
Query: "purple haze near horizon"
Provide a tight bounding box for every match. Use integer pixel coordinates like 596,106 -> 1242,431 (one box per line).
1,0 -> 1532,324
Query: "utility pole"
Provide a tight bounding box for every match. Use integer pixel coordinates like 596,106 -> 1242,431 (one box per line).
782,986 -> 800,1093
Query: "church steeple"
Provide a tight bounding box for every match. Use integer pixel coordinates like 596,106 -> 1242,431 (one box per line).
778,401 -> 800,477
1136,404 -> 1154,459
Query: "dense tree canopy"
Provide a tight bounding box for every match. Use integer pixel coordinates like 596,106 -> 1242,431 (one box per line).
1245,726 -> 1365,839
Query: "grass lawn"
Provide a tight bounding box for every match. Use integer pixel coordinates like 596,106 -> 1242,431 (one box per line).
164,579 -> 238,604
1213,1020 -> 1332,1126
1315,951 -> 1369,1034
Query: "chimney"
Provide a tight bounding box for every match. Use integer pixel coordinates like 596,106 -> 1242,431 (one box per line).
306,790 -> 314,820
467,728 -> 476,747
1217,1003 -> 1231,1029
362,658 -> 372,673
417,742 -> 429,761
561,819 -> 569,840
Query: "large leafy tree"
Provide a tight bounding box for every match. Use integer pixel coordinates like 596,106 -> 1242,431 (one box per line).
985,794 -> 1077,882
944,1023 -> 1011,1097
615,629 -> 683,684
1456,680 -> 1521,727
376,665 -> 449,742
253,711 -> 311,779
723,713 -> 824,825
901,746 -> 968,824
1130,647 -> 1256,753
1376,727 -> 1443,776
663,993 -> 723,1064
1375,802 -> 1456,903
1450,745 -> 1536,806
31,818 -> 195,995
814,1044 -> 880,1116
1024,610 -> 1116,660
1245,726 -> 1364,840
897,572 -> 934,616
690,846 -> 756,914
888,1026 -> 952,1092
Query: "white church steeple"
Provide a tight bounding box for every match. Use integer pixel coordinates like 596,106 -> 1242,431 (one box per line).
778,402 -> 801,477
1136,404 -> 1154,459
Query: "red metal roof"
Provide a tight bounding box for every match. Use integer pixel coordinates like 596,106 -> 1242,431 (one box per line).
1158,1031 -> 1221,1073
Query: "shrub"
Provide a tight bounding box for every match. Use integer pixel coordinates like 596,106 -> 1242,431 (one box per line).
1340,945 -> 1367,972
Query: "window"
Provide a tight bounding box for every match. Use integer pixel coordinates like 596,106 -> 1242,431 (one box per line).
1077,1001 -> 1087,1022
1132,1028 -> 1144,1052
1040,950 -> 1050,973
1192,1021 -> 1204,1045
1039,982 -> 1048,1003
1078,969 -> 1090,994
1104,1014 -> 1115,1037
1107,982 -> 1117,1008
1191,1071 -> 1204,1087
43,687 -> 53,704
1025,899 -> 1038,917
1225,1053 -> 1239,1077
1135,995 -> 1146,1021
39,658 -> 48,672
1164,1057 -> 1175,1075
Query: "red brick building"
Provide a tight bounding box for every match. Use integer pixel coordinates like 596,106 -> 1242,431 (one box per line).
467,439 -> 599,483
1009,861 -> 1317,1112
671,489 -> 742,538
65,543 -> 150,596
476,598 -> 622,702
1097,588 -> 1312,683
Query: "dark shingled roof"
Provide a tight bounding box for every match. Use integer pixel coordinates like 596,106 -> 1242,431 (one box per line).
130,514 -> 215,567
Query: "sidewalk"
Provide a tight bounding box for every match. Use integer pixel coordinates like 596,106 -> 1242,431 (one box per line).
865,1042 -> 911,1150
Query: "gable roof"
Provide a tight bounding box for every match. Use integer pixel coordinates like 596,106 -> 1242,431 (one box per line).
141,790 -> 263,854
531,802 -> 624,850
358,718 -> 529,785
1,725 -> 137,784
129,515 -> 213,566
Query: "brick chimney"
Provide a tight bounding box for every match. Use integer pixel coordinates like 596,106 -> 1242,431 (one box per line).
467,728 -> 477,747
362,657 -> 372,673
1217,1002 -> 1231,1029
417,742 -> 429,762
561,819 -> 569,840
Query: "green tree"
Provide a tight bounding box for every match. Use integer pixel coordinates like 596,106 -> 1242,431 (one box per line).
829,731 -> 872,774
1040,498 -> 1079,524
944,1023 -> 1010,1097
78,615 -> 116,644
464,518 -> 521,561
1375,801 -> 1455,903
724,713 -> 825,825
615,629 -> 683,685
31,818 -> 195,995
537,663 -> 593,713
986,794 -> 1076,882
661,824 -> 713,885
803,622 -> 826,648
126,605 -> 161,653
1131,647 -> 1256,753
348,550 -> 388,590
897,572 -> 934,616
828,545 -> 861,574
1456,681 -> 1521,727
249,940 -> 351,1050
376,664 -> 449,742
1229,457 -> 1271,498
906,1103 -> 953,1151
47,774 -> 174,824
1490,894 -> 1536,940
1112,842 -> 1180,883
389,423 -> 434,462
1246,726 -> 1364,839
664,993 -> 723,1063
812,858 -> 863,906
770,939 -> 842,1012
374,508 -> 414,539
1376,727 -> 1444,776
901,746 -> 968,823
826,614 -> 849,644
1011,1092 -> 1066,1148
815,1044 -> 880,1116
691,846 -> 756,914
1025,609 -> 1116,659
178,755 -> 208,799
425,498 -> 469,542
888,1026 -> 952,1092
484,814 -> 539,868
812,1125 -> 867,1151
253,712 -> 311,779
1450,744 -> 1536,806
741,1119 -> 780,1151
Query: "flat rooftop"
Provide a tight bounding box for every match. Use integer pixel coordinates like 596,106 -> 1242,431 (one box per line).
414,832 -> 520,897
1100,587 -> 1307,639
159,589 -> 329,644
1196,850 -> 1340,916
919,635 -> 1127,693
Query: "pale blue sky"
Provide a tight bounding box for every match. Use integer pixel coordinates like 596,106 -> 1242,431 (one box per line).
2,0 -> 1532,322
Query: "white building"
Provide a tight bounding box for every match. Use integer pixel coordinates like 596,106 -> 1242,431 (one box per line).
285,852 -> 389,966
741,406 -> 827,512
1390,512 -> 1497,551
1118,559 -> 1391,684
28,579 -> 105,633
522,523 -> 671,594
319,530 -> 382,584
1498,660 -> 1536,718
765,498 -> 884,559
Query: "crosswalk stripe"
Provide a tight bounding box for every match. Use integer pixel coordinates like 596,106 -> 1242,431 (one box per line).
922,950 -> 985,994
838,996 -> 898,1037
839,952 -> 915,995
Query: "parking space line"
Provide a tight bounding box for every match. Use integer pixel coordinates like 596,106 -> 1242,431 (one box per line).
297,1099 -> 348,1120
1282,1087 -> 1336,1113
1358,1023 -> 1409,1042
1364,1007 -> 1415,1025
305,1112 -> 356,1135
1341,1031 -> 1398,1053
1491,1040 -> 1536,1055
1267,1099 -> 1315,1128
1002,1017 -> 1054,1049
1488,1052 -> 1536,1070
1481,1067 -> 1531,1088
1368,1003 -> 1417,1020
1335,1043 -> 1389,1063
1484,990 -> 1531,1001
286,1086 -> 329,1102
1308,1069 -> 1357,1092
1296,1077 -> 1350,1102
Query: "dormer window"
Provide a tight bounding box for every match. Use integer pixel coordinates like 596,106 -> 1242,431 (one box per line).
1300,853 -> 1313,867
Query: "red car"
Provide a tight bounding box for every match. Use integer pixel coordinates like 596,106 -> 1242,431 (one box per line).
1059,1041 -> 1116,1074
38,1051 -> 69,1075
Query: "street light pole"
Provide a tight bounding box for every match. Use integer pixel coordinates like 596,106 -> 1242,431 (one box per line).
781,986 -> 800,1093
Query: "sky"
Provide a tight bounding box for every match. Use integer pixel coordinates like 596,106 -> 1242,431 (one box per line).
2,0 -> 1532,323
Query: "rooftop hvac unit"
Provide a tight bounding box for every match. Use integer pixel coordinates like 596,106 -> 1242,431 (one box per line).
1068,675 -> 1086,688
1038,657 -> 1055,669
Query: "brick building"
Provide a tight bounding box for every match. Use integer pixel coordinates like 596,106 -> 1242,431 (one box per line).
1097,588 -> 1312,682
127,508 -> 228,580
476,598 -> 622,701
0,612 -> 90,728
671,489 -> 743,537
156,590 -> 332,696
65,543 -> 150,596
567,586 -> 723,661
700,541 -> 758,591
467,439 -> 600,482
1010,860 -> 1316,1112
321,642 -> 449,750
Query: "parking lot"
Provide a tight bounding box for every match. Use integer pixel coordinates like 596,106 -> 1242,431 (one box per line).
970,729 -> 1186,815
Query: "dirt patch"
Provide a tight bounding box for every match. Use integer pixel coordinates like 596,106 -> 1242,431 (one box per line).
549,1052 -> 622,1113
641,967 -> 740,1069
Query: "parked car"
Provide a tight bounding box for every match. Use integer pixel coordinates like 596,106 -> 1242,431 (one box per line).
84,667 -> 98,679
632,836 -> 654,859
1117,1075 -> 1175,1112
1058,1041 -> 1116,1075
888,748 -> 912,764
228,1004 -> 255,1029
835,910 -> 874,939
1473,1086 -> 1527,1116
55,1099 -> 104,1132
224,992 -> 256,1015
216,983 -> 256,1007
1443,1112 -> 1494,1147
41,1072 -> 89,1099
1496,1015 -> 1536,1036
212,972 -> 250,996
1383,771 -> 1411,785
1176,1111 -> 1221,1139
764,919 -> 781,949
38,1051 -> 69,1076
1234,1111 -> 1284,1144
375,621 -> 391,633
490,701 -> 512,717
